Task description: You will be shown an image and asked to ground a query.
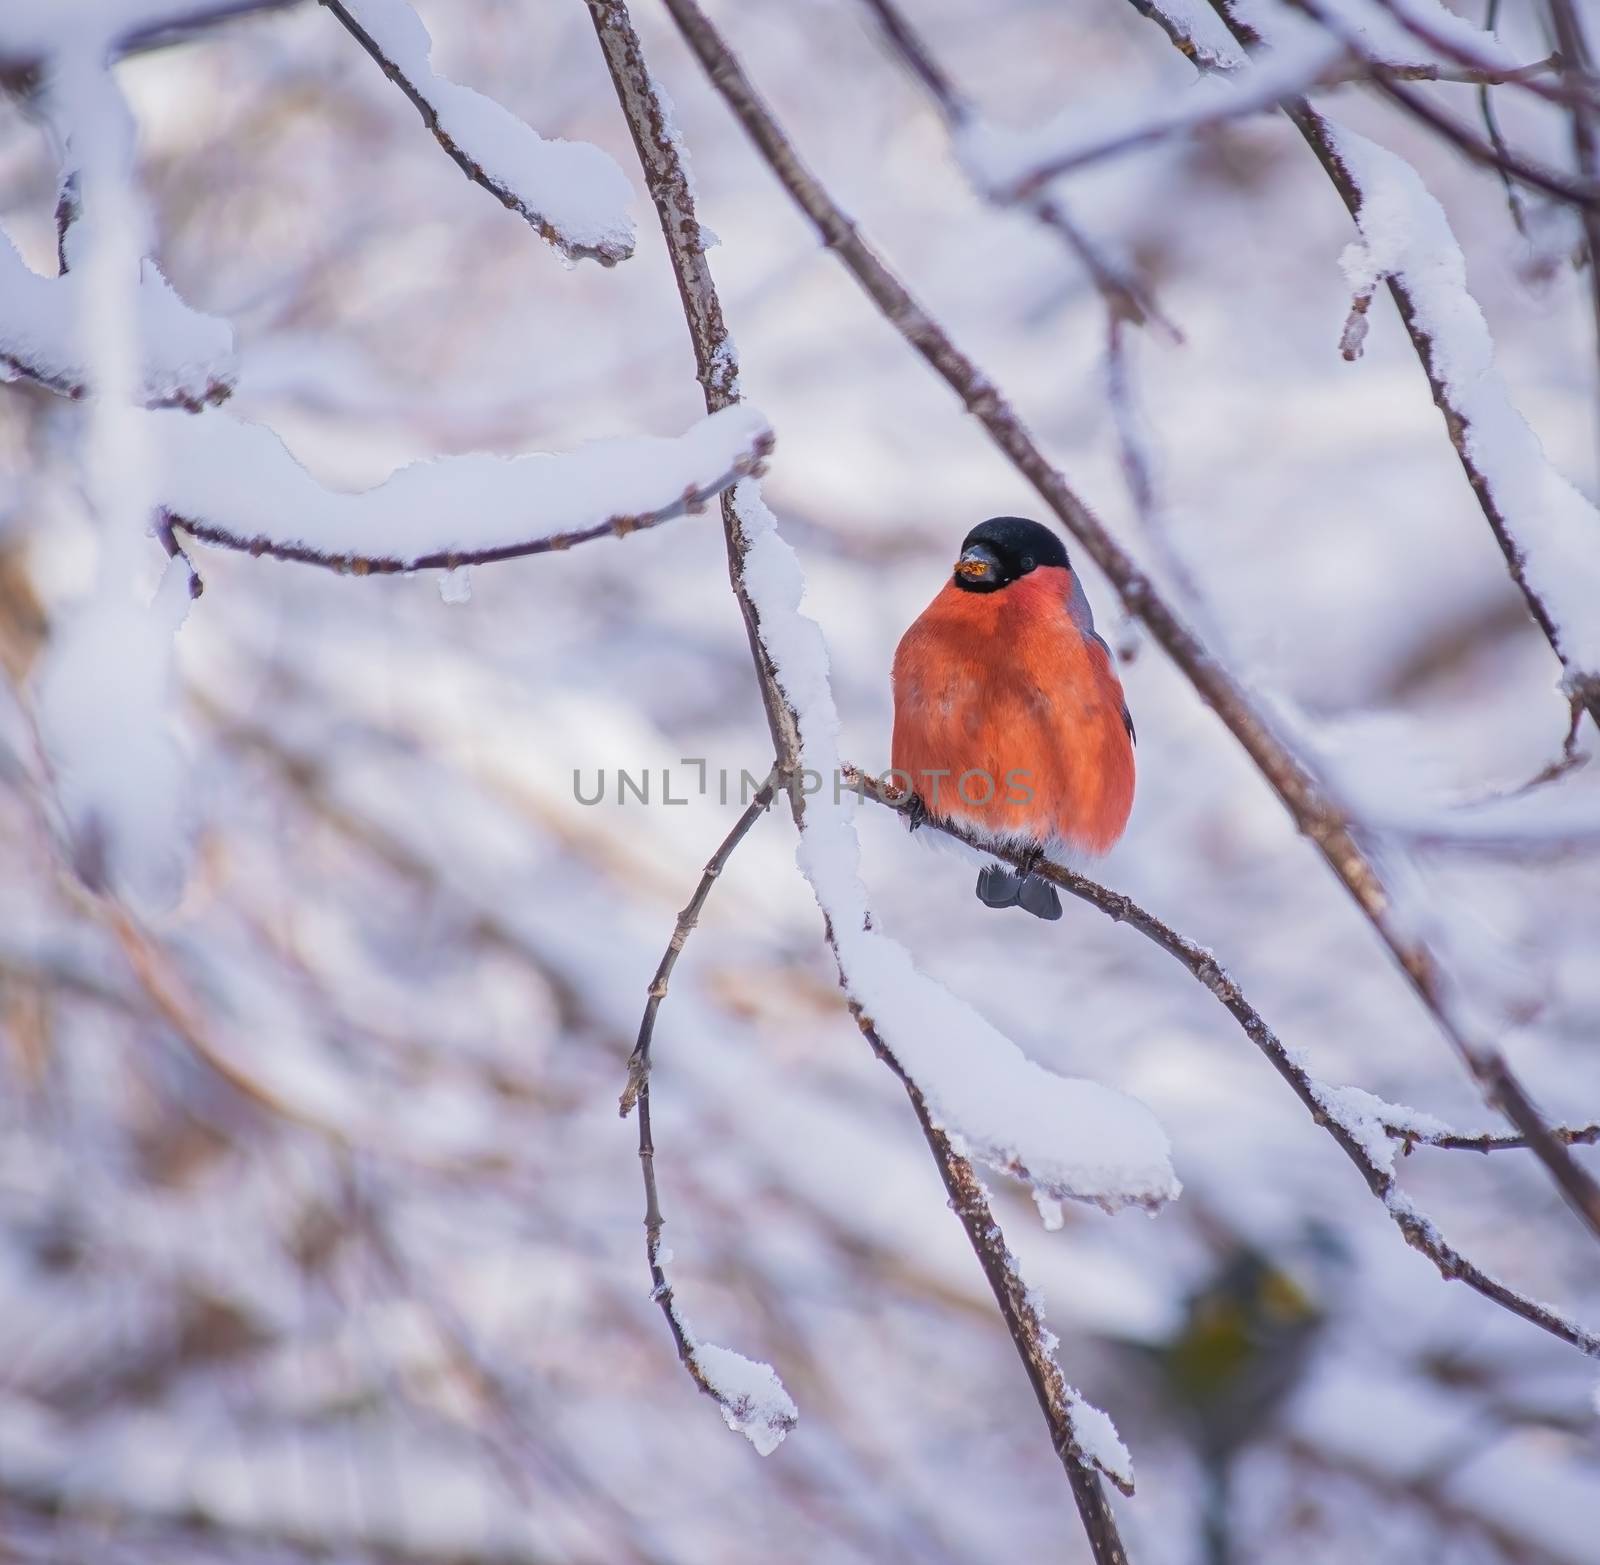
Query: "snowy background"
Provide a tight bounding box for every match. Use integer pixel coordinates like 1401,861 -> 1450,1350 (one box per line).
2,1 -> 1600,1561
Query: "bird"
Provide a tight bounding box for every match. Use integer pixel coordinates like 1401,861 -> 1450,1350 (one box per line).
890,516 -> 1134,920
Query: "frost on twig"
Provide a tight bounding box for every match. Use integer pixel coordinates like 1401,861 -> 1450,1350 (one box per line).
1328,122 -> 1600,716
322,0 -> 637,265
158,403 -> 773,573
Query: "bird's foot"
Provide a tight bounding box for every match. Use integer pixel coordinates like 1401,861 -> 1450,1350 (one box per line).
901,791 -> 930,832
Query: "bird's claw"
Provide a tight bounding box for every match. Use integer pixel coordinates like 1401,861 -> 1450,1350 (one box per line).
902,791 -> 930,831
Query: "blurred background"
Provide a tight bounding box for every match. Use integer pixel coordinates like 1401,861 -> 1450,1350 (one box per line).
2,1 -> 1599,1560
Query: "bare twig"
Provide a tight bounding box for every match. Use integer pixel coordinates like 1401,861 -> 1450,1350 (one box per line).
844,767 -> 1600,1359
622,781 -> 775,1117
656,0 -> 1600,1244
621,781 -> 793,1441
317,0 -> 633,266
585,3 -> 1135,1552
166,438 -> 771,574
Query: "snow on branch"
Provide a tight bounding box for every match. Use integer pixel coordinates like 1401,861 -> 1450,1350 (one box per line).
322,0 -> 637,266
1335,1087 -> 1600,1157
158,403 -> 773,573
958,32 -> 1343,200
845,770 -> 1600,1360
1327,123 -> 1600,715
859,0 -> 1168,335
590,5 -> 1143,1543
1227,0 -> 1522,76
661,0 -> 1600,1243
738,489 -> 1178,1217
0,228 -> 235,410
1122,0 -> 1248,73
0,2 -> 297,73
685,1343 -> 798,1457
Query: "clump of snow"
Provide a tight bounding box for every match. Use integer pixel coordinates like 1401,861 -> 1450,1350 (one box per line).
1019,1261 -> 1135,1490
1329,123 -> 1600,686
692,1342 -> 799,1457
734,484 -> 1179,1215
151,403 -> 772,567
1307,1081 -> 1435,1177
336,0 -> 636,263
1068,1393 -> 1134,1492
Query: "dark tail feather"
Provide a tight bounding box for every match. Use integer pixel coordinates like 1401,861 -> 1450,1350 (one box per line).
975,864 -> 1062,921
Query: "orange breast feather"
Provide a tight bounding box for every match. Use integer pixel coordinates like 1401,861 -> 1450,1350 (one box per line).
890,568 -> 1134,855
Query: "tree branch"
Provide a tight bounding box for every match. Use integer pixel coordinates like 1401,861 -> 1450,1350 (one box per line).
166,435 -> 771,575
655,0 -> 1600,1246
857,0 -> 1172,334
318,0 -> 635,266
1159,0 -> 1600,737
843,767 -> 1600,1359
585,3 -> 1136,1550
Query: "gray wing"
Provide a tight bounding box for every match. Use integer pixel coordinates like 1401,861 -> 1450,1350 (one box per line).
1064,572 -> 1136,745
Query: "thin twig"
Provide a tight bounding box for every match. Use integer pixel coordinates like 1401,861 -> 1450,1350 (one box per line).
317,0 -> 632,266
622,781 -> 775,1116
624,780 -> 789,1438
1391,1121 -> 1600,1154
858,0 -> 1173,334
843,767 -> 1600,1359
1280,0 -> 1600,207
1546,0 -> 1600,467
585,4 -> 1134,1553
657,0 -> 1600,1244
1366,0 -> 1600,111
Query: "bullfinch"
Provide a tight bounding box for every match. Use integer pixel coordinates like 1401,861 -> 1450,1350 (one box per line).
890,516 -> 1135,920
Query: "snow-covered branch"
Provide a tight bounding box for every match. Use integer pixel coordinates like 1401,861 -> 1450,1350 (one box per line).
320,0 -> 637,266
160,404 -> 773,574
959,33 -> 1343,200
588,0 -> 1148,1543
0,228 -> 235,410
659,0 -> 1600,1248
845,769 -> 1600,1361
1168,1 -> 1600,741
858,0 -> 1168,334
